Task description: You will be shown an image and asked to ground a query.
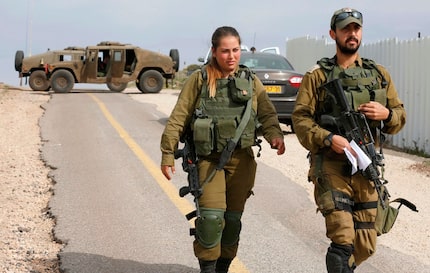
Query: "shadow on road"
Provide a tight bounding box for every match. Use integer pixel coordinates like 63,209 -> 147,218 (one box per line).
60,252 -> 199,273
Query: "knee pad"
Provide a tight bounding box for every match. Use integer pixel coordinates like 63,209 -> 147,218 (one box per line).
221,211 -> 242,246
196,208 -> 225,248
326,243 -> 355,273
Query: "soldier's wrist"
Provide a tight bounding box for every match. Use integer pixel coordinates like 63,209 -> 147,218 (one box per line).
323,133 -> 334,147
384,109 -> 393,123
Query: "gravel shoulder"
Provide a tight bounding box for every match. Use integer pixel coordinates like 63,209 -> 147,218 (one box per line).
0,85 -> 62,273
1,85 -> 428,272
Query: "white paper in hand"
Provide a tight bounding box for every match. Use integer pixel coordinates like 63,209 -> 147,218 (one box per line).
350,140 -> 372,171
344,148 -> 358,175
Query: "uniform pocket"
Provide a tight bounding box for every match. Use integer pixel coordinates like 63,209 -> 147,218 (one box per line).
216,119 -> 237,152
371,88 -> 387,106
193,118 -> 214,156
348,90 -> 370,111
316,190 -> 336,215
229,78 -> 252,103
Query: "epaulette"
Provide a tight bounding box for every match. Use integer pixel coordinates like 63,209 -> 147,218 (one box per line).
361,58 -> 378,69
307,64 -> 321,74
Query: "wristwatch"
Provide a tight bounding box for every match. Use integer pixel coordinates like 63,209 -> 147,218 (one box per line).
323,133 -> 334,147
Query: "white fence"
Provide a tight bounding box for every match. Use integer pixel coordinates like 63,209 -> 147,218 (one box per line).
286,36 -> 430,156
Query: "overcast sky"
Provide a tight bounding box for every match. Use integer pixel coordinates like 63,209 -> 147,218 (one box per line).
1,0 -> 429,86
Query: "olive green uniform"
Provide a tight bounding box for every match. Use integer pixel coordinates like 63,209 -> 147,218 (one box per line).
292,56 -> 406,268
161,67 -> 283,262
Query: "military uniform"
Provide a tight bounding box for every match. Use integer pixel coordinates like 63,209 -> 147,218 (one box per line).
161,65 -> 283,269
292,56 -> 406,270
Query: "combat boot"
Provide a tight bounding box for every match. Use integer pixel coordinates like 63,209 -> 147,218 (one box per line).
215,257 -> 232,273
199,259 -> 216,273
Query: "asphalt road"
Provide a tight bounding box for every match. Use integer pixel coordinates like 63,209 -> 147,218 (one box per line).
39,88 -> 428,273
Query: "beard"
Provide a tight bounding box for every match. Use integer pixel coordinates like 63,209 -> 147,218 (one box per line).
336,37 -> 361,55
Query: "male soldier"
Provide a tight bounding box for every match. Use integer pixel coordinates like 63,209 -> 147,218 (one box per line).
292,7 -> 406,272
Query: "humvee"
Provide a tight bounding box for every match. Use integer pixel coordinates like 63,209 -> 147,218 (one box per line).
14,41 -> 179,93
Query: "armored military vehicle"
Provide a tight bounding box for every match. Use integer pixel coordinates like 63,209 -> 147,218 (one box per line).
14,41 -> 179,93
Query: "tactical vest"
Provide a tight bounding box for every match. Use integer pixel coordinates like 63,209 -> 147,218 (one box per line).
317,56 -> 388,130
193,65 -> 257,156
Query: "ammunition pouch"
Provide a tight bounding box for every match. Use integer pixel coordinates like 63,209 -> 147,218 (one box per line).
193,118 -> 214,156
216,119 -> 237,153
317,189 -> 354,216
229,77 -> 253,103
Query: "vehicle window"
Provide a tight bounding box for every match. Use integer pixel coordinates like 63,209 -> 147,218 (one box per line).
59,55 -> 72,62
113,51 -> 122,62
240,54 -> 294,70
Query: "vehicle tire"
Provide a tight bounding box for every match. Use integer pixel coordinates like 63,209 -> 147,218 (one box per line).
135,80 -> 143,92
29,70 -> 50,91
15,50 -> 24,72
107,82 -> 128,92
138,70 -> 163,93
51,70 -> 75,93
169,49 -> 180,72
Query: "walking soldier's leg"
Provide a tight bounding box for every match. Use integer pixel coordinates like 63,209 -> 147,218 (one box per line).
350,174 -> 378,265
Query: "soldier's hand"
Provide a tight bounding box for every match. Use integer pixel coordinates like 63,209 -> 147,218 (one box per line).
161,165 -> 175,180
358,101 -> 390,121
271,137 -> 285,155
331,135 -> 357,157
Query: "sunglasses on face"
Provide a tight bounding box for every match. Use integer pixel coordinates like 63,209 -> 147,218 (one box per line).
333,11 -> 363,25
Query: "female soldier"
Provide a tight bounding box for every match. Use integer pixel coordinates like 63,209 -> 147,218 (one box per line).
160,26 -> 285,273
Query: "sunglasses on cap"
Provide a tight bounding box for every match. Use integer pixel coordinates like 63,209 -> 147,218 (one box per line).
332,11 -> 362,27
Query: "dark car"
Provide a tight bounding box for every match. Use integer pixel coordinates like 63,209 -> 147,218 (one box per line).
239,52 -> 303,131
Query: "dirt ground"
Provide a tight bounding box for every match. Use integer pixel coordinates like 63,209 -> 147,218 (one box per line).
0,84 -> 62,273
1,84 -> 429,272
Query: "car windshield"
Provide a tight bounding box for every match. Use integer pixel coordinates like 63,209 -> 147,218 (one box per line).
240,54 -> 294,70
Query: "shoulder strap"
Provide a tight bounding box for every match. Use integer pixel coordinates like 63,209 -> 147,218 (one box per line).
199,66 -> 208,98
317,56 -> 337,81
361,58 -> 388,88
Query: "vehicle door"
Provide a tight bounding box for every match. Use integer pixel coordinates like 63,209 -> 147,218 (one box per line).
108,49 -> 126,80
82,49 -> 98,81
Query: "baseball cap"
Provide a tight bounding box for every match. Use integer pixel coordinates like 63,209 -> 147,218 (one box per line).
331,8 -> 363,30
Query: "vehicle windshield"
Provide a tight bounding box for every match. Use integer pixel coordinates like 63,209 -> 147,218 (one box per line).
240,54 -> 294,70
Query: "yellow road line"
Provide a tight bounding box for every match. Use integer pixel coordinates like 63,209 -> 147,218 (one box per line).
88,94 -> 249,273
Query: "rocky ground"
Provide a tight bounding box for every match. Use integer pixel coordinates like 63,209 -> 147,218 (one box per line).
0,84 -> 62,273
1,84 -> 429,272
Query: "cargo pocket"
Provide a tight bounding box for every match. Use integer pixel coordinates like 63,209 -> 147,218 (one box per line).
314,174 -> 336,216
349,90 -> 370,111
216,119 -> 237,152
316,190 -> 336,216
371,88 -> 387,106
229,78 -> 252,103
193,118 -> 214,156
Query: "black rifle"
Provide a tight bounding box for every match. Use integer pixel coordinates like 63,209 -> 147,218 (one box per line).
319,79 -> 388,208
174,130 -> 201,235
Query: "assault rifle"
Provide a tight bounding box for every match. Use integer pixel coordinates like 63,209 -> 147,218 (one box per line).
319,79 -> 387,208
174,130 -> 201,235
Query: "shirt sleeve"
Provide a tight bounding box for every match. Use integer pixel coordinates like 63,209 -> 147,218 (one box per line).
160,71 -> 202,166
377,65 -> 406,134
292,69 -> 331,153
254,76 -> 284,142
